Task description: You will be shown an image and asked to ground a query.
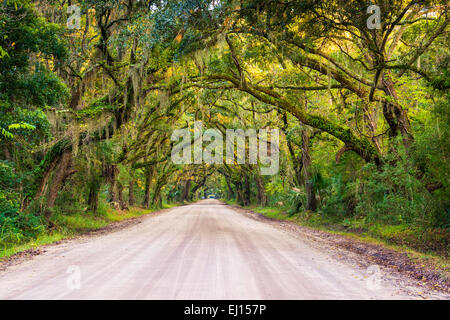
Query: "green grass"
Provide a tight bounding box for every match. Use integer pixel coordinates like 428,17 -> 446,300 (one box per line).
0,203 -> 178,260
54,213 -> 109,233
0,233 -> 67,259
249,206 -> 287,220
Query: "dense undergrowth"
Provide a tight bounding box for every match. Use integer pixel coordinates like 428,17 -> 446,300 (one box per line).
243,202 -> 448,258
248,103 -> 450,257
232,137 -> 450,257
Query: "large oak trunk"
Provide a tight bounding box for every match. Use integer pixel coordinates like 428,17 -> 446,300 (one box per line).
44,151 -> 75,217
255,174 -> 267,206
143,166 -> 154,208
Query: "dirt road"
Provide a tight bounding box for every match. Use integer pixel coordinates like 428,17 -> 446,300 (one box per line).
0,200 -> 445,299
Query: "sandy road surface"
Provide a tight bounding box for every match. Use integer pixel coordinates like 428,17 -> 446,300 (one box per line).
0,200 -> 438,299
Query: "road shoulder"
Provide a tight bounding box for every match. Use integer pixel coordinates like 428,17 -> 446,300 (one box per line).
226,202 -> 449,298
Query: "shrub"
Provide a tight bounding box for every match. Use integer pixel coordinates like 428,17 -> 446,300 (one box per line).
0,203 -> 45,245
0,161 -> 45,245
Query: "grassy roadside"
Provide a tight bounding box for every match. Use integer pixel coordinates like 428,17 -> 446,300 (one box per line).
0,203 -> 178,260
225,200 -> 449,271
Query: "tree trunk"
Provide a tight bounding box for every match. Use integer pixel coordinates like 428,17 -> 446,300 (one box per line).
283,112 -> 303,186
224,177 -> 234,200
181,179 -> 191,202
143,166 -> 154,208
34,158 -> 58,202
2,145 -> 11,161
255,175 -> 267,206
151,182 -> 163,208
104,164 -> 119,205
87,178 -> 100,214
382,73 -> 413,147
287,140 -> 303,187
235,182 -> 244,206
117,182 -> 128,210
243,174 -> 251,206
45,151 -> 75,217
301,130 -> 317,212
129,173 -> 135,207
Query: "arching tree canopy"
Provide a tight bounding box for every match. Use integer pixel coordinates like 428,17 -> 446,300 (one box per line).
0,0 -> 448,253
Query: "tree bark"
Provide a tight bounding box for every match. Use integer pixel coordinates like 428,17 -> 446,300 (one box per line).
382,73 -> 413,147
243,174 -> 251,206
151,184 -> 163,208
301,130 -> 317,212
209,74 -> 380,163
235,182 -> 244,206
87,177 -> 100,214
255,174 -> 267,206
104,164 -> 119,205
2,145 -> 11,161
224,176 -> 234,200
181,179 -> 191,202
128,173 -> 135,207
143,166 -> 154,208
287,140 -> 303,186
117,181 -> 128,210
45,151 -> 75,217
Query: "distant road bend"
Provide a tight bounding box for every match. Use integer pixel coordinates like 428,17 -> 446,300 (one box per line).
0,200 -> 437,299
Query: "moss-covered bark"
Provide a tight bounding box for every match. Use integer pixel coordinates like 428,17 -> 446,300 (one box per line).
208,74 -> 381,164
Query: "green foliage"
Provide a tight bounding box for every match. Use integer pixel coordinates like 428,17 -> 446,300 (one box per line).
354,159 -> 431,226
0,104 -> 50,144
0,210 -> 45,244
412,93 -> 450,217
285,189 -> 307,215
0,1 -> 68,106
319,138 -> 448,228
320,174 -> 355,218
264,179 -> 289,206
0,161 -> 45,245
0,121 -> 35,139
